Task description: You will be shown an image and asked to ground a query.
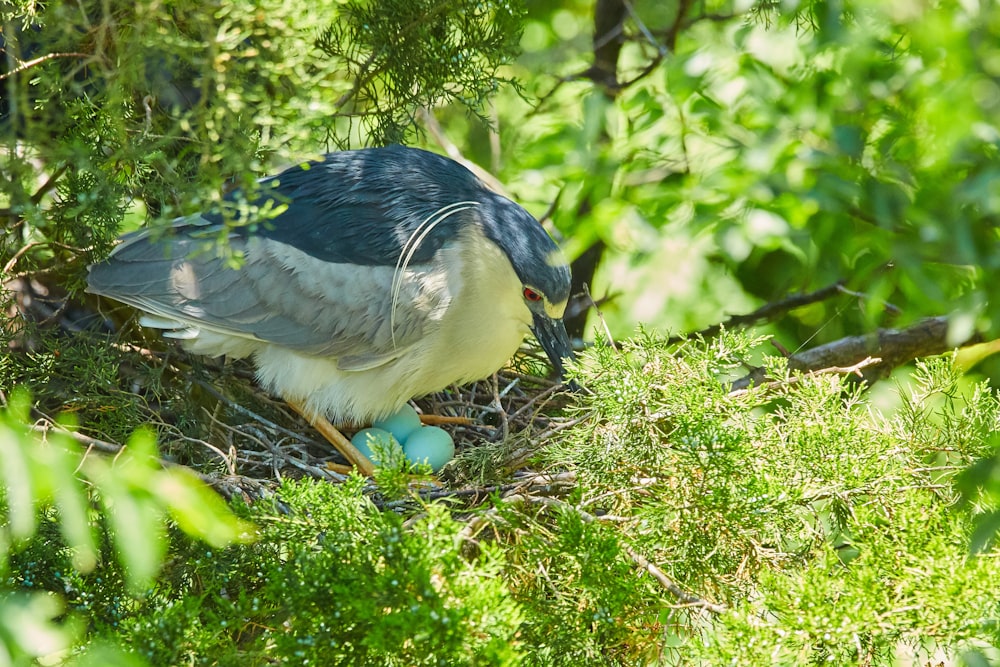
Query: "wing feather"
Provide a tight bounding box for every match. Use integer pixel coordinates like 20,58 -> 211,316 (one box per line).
87,220 -> 454,362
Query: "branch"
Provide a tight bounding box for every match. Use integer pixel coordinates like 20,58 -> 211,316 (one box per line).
623,545 -> 726,613
731,316 -> 983,391
661,0 -> 695,52
31,163 -> 69,205
0,52 -> 89,81
583,0 -> 628,91
672,280 -> 848,345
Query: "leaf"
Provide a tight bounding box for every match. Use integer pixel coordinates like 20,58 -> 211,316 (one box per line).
968,509 -> 1000,555
0,423 -> 37,542
0,592 -> 77,662
99,471 -> 167,593
68,641 -> 151,667
961,649 -> 994,667
84,430 -> 168,592
48,445 -> 99,572
152,467 -> 255,548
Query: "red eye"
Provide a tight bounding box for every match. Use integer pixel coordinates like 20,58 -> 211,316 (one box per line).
523,287 -> 543,302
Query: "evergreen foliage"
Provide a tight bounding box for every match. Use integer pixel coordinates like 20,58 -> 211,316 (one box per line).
4,334 -> 1000,664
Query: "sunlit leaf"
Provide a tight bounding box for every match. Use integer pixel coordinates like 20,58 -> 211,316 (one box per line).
46,441 -> 98,572
0,592 -> 77,662
0,423 -> 37,543
152,468 -> 255,548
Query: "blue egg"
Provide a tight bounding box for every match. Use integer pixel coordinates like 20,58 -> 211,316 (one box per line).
402,426 -> 455,473
373,404 -> 423,444
350,428 -> 403,467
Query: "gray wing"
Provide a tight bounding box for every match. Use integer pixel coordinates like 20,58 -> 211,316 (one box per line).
86,219 -> 451,366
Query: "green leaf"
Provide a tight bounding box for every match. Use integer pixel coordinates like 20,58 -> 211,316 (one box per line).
152,467 -> 255,548
68,641 -> 151,667
961,649 -> 994,667
98,470 -> 167,593
969,509 -> 1000,555
84,430 -> 167,592
46,441 -> 99,572
0,422 -> 37,543
0,592 -> 77,662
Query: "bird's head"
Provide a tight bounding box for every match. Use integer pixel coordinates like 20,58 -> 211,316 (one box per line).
479,195 -> 574,379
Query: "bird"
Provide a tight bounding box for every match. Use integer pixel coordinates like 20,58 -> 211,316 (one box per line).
87,145 -> 574,463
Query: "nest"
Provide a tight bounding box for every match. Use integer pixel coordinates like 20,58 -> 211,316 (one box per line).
5,276 -> 583,507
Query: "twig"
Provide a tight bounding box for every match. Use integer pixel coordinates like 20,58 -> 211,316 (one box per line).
279,451 -> 350,482
728,356 -> 882,397
673,280 -> 847,345
418,108 -> 509,196
28,420 -> 122,455
501,370 -> 559,388
492,372 -> 510,442
3,240 -> 82,275
377,470 -> 577,511
835,283 -> 902,317
536,190 -> 563,228
204,410 -> 277,476
26,416 -> 264,497
0,52 -> 89,81
583,283 -> 618,352
530,495 -> 724,612
193,379 -> 311,444
611,0 -> 670,89
32,164 -> 69,205
176,432 -> 237,476
507,383 -> 564,422
419,414 -> 473,426
503,415 -> 590,471
624,546 -> 726,613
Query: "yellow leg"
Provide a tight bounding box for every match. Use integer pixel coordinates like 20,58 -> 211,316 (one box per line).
288,401 -> 376,477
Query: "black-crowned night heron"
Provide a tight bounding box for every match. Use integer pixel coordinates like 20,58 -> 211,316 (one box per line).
87,145 -> 573,456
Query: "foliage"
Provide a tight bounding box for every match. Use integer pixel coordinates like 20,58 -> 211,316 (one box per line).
1,0 -> 523,284
0,389 -> 251,665
496,0 -> 1000,359
316,0 -> 525,146
543,334 -> 1000,664
5,333 -> 1000,664
116,480 -> 523,666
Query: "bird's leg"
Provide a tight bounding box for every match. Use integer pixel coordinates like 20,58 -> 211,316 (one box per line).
287,401 -> 376,476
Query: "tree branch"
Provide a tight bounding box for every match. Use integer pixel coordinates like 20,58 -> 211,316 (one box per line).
731,316 -> 983,391
672,280 -> 848,345
0,52 -> 89,81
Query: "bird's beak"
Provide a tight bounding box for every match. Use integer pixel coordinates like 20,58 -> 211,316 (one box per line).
531,312 -> 575,381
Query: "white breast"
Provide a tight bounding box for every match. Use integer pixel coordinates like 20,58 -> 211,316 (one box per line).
251,226 -> 532,423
